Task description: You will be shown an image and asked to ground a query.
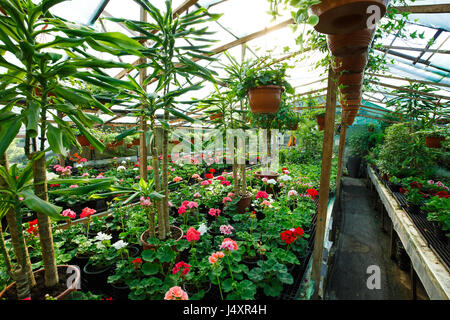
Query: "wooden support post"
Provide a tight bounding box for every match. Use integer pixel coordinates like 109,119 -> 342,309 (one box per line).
410,265 -> 417,300
139,7 -> 148,182
335,122 -> 347,200
311,67 -> 337,300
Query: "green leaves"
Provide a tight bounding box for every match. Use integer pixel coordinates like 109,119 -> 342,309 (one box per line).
142,262 -> 159,276
47,124 -> 69,156
19,190 -> 67,221
0,111 -> 22,155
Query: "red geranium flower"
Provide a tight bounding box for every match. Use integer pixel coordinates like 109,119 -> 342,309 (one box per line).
80,207 -> 96,219
209,168 -> 215,173
205,173 -> 214,179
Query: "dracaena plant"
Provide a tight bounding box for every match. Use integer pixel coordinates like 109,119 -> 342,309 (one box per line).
0,0 -> 143,289
105,0 -> 220,241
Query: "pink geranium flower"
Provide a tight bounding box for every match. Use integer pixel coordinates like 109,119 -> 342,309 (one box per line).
288,190 -> 298,197
222,197 -> 232,204
193,192 -> 201,198
140,196 -> 152,207
69,185 -> 78,188
256,191 -> 269,199
185,227 -> 200,242
164,286 -> 189,300
173,176 -> 183,182
219,225 -> 234,235
219,238 -> 238,251
61,209 -> 76,219
208,208 -> 221,217
201,180 -> 212,186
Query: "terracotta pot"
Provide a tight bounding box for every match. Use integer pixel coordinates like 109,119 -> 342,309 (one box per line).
254,171 -> 279,181
340,91 -> 362,101
209,113 -> 223,120
343,110 -> 358,125
132,138 -> 140,146
310,0 -> 387,34
76,135 -> 90,147
107,140 -> 124,149
338,72 -> 363,87
316,114 -> 326,131
327,28 -> 374,56
333,53 -> 368,73
425,136 -> 444,149
140,226 -> 184,251
126,143 -> 133,148
0,265 -> 80,300
340,84 -> 361,95
247,85 -> 284,114
171,140 -> 180,145
237,192 -> 253,214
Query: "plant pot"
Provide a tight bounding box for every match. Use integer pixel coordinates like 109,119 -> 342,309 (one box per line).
338,72 -> 363,87
140,226 -> 184,251
82,262 -> 113,292
346,156 -> 362,178
132,138 -> 140,146
237,192 -> 253,214
76,135 -> 91,147
425,136 -> 444,149
333,53 -> 368,73
432,222 -> 447,243
407,204 -> 421,215
254,171 -> 279,181
327,28 -> 374,56
0,265 -> 80,300
209,113 -> 223,120
316,114 -> 325,131
107,140 -> 124,149
247,85 -> 284,114
309,0 -> 388,34
70,254 -> 91,270
126,143 -> 133,148
110,282 -> 130,300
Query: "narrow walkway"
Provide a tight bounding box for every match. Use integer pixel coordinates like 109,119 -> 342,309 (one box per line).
325,177 -> 415,300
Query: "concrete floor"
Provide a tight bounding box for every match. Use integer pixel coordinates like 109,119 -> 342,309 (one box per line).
325,177 -> 427,300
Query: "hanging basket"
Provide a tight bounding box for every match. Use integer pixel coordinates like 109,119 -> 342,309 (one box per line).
76,135 -> 90,147
132,138 -> 140,146
107,140 -> 124,149
316,114 -> 326,131
209,112 -> 223,120
327,28 -> 374,56
425,136 -> 444,149
309,0 -> 387,35
333,53 -> 368,73
338,72 -> 364,87
247,85 -> 284,114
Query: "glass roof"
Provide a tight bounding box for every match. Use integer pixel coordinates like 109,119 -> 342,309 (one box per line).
45,0 -> 450,126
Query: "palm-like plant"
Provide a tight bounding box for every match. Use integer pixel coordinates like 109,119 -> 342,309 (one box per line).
106,0 -> 220,240
0,0 -> 143,288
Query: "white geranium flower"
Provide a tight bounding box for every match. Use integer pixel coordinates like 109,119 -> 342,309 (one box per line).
279,175 -> 292,181
46,171 -> 59,180
112,240 -> 128,250
121,160 -> 127,164
95,232 -> 112,242
117,165 -> 126,171
198,223 -> 208,236
267,179 -> 277,185
133,167 -> 139,171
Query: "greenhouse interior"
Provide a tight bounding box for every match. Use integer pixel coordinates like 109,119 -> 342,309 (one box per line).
0,0 -> 449,303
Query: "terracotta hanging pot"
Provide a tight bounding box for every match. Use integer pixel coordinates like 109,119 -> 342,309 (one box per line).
76,135 -> 90,147
309,0 -> 387,35
343,110 -> 358,126
333,53 -> 368,73
338,72 -> 364,87
316,113 -> 326,131
247,85 -> 284,114
237,192 -> 253,214
209,112 -> 223,120
425,136 -> 445,149
126,143 -> 133,148
340,98 -> 361,107
340,84 -> 361,95
327,28 -> 374,56
340,91 -> 362,102
107,140 -> 124,149
132,138 -> 140,146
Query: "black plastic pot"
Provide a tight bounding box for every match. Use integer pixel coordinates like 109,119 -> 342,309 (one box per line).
407,204 -> 421,215
346,156 -> 362,178
432,222 -> 447,243
82,262 -> 113,292
110,282 -> 130,300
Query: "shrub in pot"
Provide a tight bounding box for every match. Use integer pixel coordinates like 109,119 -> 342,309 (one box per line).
421,196 -> 450,242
